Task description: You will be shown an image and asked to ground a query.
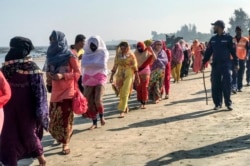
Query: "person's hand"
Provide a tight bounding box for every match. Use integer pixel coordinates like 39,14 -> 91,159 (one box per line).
52,73 -> 64,80
134,75 -> 140,86
110,76 -> 114,83
147,46 -> 154,53
200,64 -> 205,71
234,65 -> 240,71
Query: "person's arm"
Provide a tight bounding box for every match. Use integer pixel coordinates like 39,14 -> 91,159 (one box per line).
63,56 -> 81,81
202,40 -> 213,65
246,41 -> 249,60
110,54 -> 118,83
0,72 -> 11,106
30,73 -> 49,131
228,36 -> 239,67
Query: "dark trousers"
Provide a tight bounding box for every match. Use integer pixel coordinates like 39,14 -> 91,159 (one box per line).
232,60 -> 245,90
180,59 -> 190,78
246,60 -> 250,84
211,64 -> 232,107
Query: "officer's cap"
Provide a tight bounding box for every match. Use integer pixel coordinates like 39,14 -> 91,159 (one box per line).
211,20 -> 225,29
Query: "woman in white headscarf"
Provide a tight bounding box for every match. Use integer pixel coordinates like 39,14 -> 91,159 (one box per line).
81,36 -> 109,130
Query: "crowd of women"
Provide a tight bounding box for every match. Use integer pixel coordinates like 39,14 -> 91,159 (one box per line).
0,30 -> 207,165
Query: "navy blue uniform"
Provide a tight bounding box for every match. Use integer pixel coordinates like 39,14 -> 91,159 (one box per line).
203,33 -> 238,107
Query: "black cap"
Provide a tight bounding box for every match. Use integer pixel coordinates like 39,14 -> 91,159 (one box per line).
235,26 -> 242,31
211,20 -> 225,29
75,34 -> 86,44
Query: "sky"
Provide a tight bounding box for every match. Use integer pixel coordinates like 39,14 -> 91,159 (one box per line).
0,0 -> 250,46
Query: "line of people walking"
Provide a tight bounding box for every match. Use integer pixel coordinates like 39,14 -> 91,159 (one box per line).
1,20 -> 250,165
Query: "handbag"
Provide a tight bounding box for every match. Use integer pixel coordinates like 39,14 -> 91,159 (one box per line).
72,76 -> 88,115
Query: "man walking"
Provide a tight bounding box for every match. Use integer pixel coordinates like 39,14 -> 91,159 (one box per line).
202,20 -> 239,111
231,26 -> 249,93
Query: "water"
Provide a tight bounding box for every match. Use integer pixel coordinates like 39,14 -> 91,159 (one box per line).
0,47 -> 117,69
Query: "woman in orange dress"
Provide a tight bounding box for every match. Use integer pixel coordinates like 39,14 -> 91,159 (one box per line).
45,31 -> 80,155
191,39 -> 204,73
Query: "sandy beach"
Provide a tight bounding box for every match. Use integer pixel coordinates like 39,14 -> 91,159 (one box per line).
17,57 -> 250,166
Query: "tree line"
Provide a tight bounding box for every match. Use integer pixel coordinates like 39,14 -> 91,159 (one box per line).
152,8 -> 250,43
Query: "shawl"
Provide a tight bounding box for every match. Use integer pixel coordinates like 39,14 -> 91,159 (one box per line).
46,30 -> 72,74
81,35 -> 109,76
151,41 -> 168,71
172,43 -> 184,63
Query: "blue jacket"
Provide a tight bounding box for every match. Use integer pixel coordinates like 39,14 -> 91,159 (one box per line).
203,32 -> 238,67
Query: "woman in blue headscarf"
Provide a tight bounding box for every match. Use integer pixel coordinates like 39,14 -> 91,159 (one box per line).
45,30 -> 81,155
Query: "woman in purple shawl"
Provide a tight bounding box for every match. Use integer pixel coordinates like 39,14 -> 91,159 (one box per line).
148,40 -> 168,104
0,37 -> 49,166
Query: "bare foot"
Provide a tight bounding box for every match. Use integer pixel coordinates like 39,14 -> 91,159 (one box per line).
123,107 -> 129,114
38,155 -> 46,166
153,100 -> 159,104
89,125 -> 98,130
100,118 -> 106,126
118,112 -> 125,118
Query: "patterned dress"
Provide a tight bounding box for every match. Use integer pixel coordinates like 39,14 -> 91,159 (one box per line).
114,52 -> 137,112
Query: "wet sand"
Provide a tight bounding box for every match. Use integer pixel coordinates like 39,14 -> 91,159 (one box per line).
18,59 -> 250,166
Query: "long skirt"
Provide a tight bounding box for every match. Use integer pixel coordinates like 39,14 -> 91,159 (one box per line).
49,99 -> 74,144
136,74 -> 150,104
84,85 -> 105,119
149,69 -> 165,101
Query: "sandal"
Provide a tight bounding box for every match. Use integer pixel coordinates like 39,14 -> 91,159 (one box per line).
62,144 -> 70,155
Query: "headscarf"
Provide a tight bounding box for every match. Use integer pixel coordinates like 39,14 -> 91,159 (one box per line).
1,37 -> 40,80
46,30 -> 72,73
134,42 -> 149,67
172,43 -> 184,64
81,35 -> 109,76
5,36 -> 34,61
151,40 -> 168,70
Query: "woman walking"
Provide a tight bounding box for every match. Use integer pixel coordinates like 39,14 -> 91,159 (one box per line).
46,31 -> 80,155
191,39 -> 204,73
82,36 -> 109,129
0,37 -> 48,166
110,41 -> 140,118
148,40 -> 168,104
171,43 -> 184,83
134,42 -> 156,108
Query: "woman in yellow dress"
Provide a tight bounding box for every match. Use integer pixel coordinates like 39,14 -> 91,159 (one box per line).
110,41 -> 140,118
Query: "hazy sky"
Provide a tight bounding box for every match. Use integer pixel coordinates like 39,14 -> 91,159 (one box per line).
0,0 -> 250,46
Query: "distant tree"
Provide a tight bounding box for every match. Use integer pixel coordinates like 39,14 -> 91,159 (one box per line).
227,8 -> 250,36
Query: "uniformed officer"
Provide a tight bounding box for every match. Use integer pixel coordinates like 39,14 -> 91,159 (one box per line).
246,29 -> 250,86
231,26 -> 249,93
202,20 -> 239,111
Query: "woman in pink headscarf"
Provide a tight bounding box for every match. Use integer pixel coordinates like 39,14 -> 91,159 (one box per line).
171,43 -> 184,83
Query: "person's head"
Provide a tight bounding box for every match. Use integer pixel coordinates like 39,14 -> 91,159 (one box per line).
211,20 -> 225,34
193,39 -> 199,46
118,41 -> 129,54
153,40 -> 162,52
75,34 -> 86,50
235,26 -> 242,37
248,29 -> 250,36
5,36 -> 34,61
179,39 -> 186,48
136,42 -> 146,53
88,37 -> 98,52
